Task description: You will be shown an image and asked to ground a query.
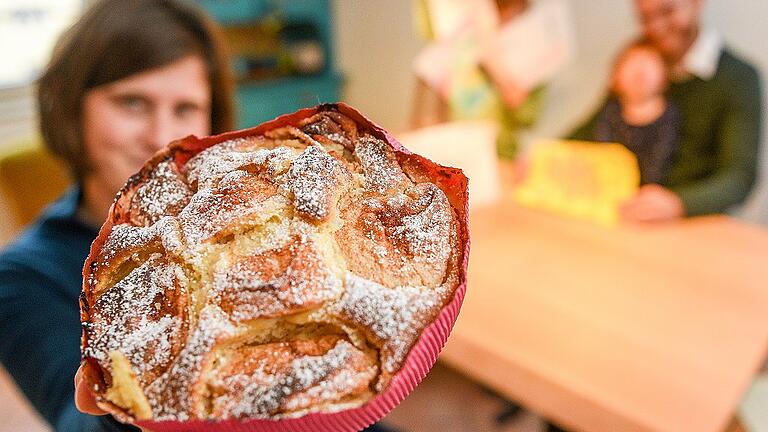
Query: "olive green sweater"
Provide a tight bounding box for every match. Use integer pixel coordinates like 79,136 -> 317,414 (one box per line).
570,49 -> 762,216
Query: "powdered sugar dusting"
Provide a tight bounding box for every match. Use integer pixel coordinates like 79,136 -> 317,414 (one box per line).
84,109 -> 461,421
86,254 -> 186,383
389,184 -> 452,264
283,362 -> 375,412
284,145 -> 348,221
99,217 -> 185,262
210,340 -> 373,419
130,158 -> 192,226
99,224 -> 156,261
90,218 -> 184,293
336,272 -> 443,378
147,305 -> 236,420
185,141 -> 293,189
212,233 -> 342,321
177,180 -> 286,246
354,134 -> 410,193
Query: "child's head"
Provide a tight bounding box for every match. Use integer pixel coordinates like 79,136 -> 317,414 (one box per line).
494,0 -> 529,24
611,41 -> 669,104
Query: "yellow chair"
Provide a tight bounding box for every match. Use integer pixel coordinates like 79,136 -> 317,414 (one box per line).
0,139 -> 71,232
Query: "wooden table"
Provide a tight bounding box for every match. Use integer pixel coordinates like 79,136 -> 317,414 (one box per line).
440,185 -> 768,432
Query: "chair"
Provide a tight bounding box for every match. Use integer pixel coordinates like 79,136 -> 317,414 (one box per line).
0,139 -> 71,235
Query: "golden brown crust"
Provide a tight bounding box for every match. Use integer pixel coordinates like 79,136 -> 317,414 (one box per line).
334,183 -> 457,289
207,335 -> 377,418
213,234 -> 341,322
128,157 -> 192,227
80,104 -> 466,422
87,254 -> 189,387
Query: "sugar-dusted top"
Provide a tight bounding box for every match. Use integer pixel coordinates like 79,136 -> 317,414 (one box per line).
81,106 -> 462,422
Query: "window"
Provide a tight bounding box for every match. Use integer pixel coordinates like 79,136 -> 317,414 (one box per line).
0,0 -> 82,88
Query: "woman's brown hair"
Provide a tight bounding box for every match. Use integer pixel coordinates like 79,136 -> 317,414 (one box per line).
38,0 -> 235,181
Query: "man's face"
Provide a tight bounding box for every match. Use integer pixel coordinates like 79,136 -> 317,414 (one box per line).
82,55 -> 212,199
635,0 -> 703,61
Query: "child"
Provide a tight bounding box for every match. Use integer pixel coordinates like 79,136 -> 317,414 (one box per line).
593,41 -> 680,185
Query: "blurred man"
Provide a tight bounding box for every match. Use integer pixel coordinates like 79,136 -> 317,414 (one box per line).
571,0 -> 762,223
548,3 -> 761,429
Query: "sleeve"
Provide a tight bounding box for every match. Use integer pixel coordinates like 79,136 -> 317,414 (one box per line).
670,67 -> 762,216
505,86 -> 546,128
0,261 -> 85,428
57,403 -> 139,431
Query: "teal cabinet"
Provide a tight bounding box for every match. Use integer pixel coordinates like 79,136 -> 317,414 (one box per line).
195,0 -> 342,128
236,73 -> 343,127
196,0 -> 268,24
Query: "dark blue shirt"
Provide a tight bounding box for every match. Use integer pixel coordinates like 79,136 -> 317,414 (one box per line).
0,187 -> 136,431
593,98 -> 681,185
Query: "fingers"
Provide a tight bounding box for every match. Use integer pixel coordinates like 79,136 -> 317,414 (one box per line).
619,198 -> 655,222
75,366 -> 155,430
74,364 -> 107,416
620,201 -> 663,222
619,184 -> 684,223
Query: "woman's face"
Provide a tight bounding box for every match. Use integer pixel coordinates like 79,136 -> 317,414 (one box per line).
82,55 -> 211,198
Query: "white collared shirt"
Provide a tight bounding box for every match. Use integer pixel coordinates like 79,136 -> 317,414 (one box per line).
681,28 -> 723,81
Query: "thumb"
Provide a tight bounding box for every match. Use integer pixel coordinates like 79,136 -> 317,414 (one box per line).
74,364 -> 107,416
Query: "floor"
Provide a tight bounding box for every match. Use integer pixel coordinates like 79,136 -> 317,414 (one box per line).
383,363 -> 544,432
1,362 -> 765,432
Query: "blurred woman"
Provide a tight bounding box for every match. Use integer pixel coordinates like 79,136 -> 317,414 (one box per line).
410,0 -> 545,159
0,1 -> 234,430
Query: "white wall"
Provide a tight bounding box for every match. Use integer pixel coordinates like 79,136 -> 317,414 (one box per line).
333,0 -> 768,223
0,85 -> 37,147
706,0 -> 768,222
332,0 -> 424,133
